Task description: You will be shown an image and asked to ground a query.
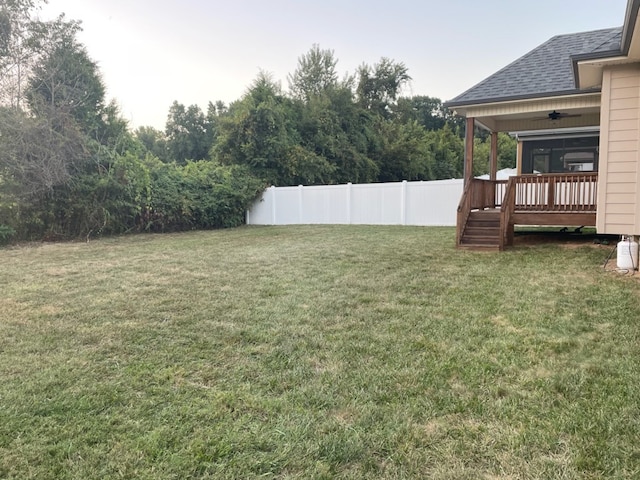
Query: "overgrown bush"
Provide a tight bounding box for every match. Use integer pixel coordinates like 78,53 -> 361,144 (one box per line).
146,159 -> 264,232
2,155 -> 264,241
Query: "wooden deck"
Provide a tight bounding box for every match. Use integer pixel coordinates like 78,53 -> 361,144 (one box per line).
457,173 -> 598,250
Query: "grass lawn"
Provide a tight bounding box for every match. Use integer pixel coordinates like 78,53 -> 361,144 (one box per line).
1,226 -> 639,479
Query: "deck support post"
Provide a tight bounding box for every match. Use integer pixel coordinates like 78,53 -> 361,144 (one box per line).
516,141 -> 523,175
464,117 -> 475,186
490,131 -> 498,181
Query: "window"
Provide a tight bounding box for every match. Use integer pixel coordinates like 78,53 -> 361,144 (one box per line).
522,136 -> 599,174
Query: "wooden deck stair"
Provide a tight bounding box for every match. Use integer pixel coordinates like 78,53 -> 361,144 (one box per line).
458,209 -> 501,250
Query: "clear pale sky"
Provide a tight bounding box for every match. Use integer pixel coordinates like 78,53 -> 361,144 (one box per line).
39,0 -> 628,130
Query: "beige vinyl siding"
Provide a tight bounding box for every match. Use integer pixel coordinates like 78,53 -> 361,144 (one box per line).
609,108 -> 639,121
597,65 -> 640,235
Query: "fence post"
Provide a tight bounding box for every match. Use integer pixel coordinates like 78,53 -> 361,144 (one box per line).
298,185 -> 304,224
347,183 -> 352,224
270,185 -> 277,225
401,180 -> 407,225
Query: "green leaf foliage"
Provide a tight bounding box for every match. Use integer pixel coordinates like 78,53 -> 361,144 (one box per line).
146,160 -> 264,232
165,101 -> 213,164
0,224 -> 15,244
2,154 -> 263,241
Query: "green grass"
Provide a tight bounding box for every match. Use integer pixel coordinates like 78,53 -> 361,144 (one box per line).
1,226 -> 639,479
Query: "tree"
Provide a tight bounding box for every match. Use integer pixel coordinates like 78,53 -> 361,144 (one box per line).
91,99 -> 135,157
23,19 -> 134,169
204,100 -> 227,151
427,124 -> 464,180
135,125 -> 168,162
288,45 -> 339,101
23,16 -> 136,161
165,101 -> 211,163
215,73 -> 295,184
393,96 -> 447,131
0,105 -> 87,197
294,85 -> 377,184
0,14 -> 99,198
497,133 -> 517,169
356,58 -> 411,118
216,72 -> 335,185
26,18 -> 101,127
0,0 -> 45,109
372,119 -> 434,182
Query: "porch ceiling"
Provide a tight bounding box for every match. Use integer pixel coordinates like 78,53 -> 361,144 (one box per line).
451,93 -> 601,133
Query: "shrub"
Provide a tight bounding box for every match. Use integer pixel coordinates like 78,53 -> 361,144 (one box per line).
0,224 -> 16,245
146,159 -> 264,232
4,154 -> 264,241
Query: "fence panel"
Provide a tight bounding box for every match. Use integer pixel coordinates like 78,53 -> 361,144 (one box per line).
405,180 -> 464,225
302,185 -> 350,224
246,179 -> 463,226
350,182 -> 403,225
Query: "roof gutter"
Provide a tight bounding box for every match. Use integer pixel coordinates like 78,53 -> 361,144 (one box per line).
621,0 -> 640,55
444,88 -> 600,110
571,0 -> 640,86
571,49 -> 624,87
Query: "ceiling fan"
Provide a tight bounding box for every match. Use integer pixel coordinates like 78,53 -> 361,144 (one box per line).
535,110 -> 582,121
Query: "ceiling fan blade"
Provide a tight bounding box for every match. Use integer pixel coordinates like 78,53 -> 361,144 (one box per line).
532,111 -> 583,121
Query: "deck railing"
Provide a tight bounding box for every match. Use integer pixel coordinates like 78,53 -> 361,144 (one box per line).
457,173 -> 599,249
512,173 -> 598,211
462,179 -> 509,210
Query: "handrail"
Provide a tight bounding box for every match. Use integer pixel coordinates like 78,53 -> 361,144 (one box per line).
457,178 -> 511,247
456,180 -> 473,246
467,179 -> 509,210
500,177 -> 517,249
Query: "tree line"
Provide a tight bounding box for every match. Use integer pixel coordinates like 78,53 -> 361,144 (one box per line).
0,2 -> 515,243
141,47 -> 516,185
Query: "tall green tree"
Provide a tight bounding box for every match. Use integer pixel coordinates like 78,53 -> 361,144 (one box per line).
215,73 -> 296,184
356,58 -> 411,118
204,100 -> 227,150
24,19 -> 132,165
294,85 -> 377,184
288,44 -> 339,101
427,124 -> 464,180
372,119 -> 434,182
393,96 -> 447,131
0,13 -> 96,198
216,72 -> 334,186
165,101 -> 211,163
26,19 -> 103,130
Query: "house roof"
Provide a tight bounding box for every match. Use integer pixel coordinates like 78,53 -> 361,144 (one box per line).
445,27 -> 623,108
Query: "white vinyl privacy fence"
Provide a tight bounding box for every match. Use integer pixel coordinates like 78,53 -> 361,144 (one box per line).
246,179 -> 463,226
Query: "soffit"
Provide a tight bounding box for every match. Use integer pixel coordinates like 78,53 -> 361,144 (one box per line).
452,93 -> 601,133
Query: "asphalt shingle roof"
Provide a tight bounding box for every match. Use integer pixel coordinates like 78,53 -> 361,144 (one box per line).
446,27 -> 623,107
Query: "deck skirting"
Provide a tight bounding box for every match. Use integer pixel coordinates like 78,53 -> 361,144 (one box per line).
511,211 -> 596,226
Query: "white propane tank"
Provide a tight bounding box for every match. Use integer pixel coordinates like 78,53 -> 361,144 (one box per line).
617,236 -> 639,271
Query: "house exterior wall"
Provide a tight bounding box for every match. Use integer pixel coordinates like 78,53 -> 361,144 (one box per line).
597,64 -> 640,235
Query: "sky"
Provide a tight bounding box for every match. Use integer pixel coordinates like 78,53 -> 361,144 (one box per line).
39,0 -> 629,130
